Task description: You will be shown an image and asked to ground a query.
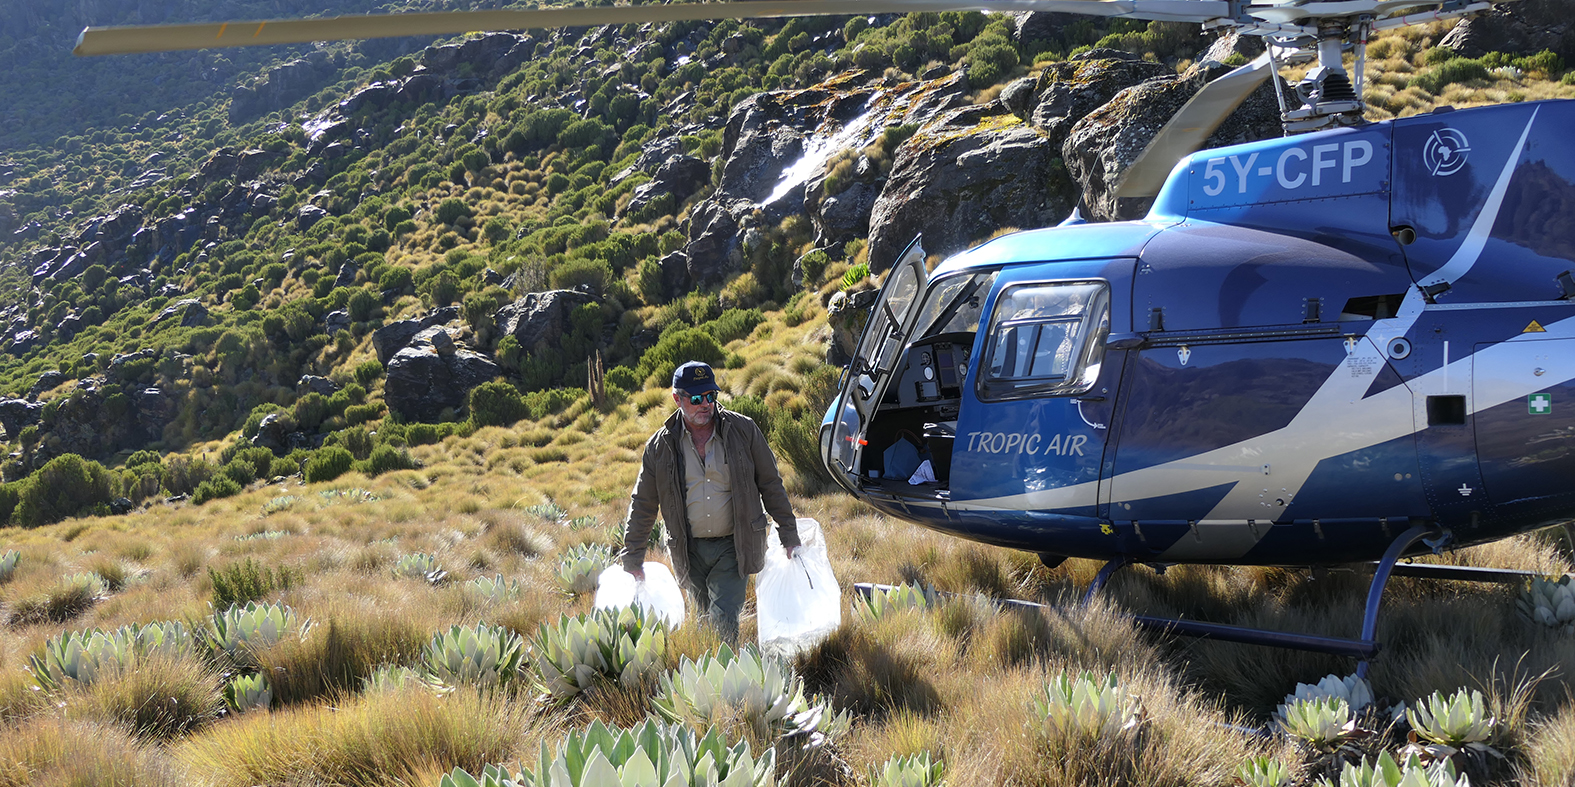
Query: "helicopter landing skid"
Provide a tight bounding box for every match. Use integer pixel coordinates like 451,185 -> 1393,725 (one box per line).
855,524 -> 1547,674
1080,523 -> 1546,676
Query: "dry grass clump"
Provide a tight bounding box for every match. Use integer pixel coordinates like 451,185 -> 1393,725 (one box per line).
254,605 -> 430,707
1523,695 -> 1575,786
177,686 -> 544,787
0,718 -> 179,787
995,660 -> 1268,787
63,650 -> 223,741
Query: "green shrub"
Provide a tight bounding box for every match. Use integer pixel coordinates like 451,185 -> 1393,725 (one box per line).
344,402 -> 384,426
634,327 -> 725,388
606,365 -> 639,391
193,476 -> 242,505
268,457 -> 299,479
1515,49 -> 1565,74
523,388 -> 585,420
15,454 -> 115,527
209,558 -> 298,608
233,446 -> 276,481
469,380 -> 527,427
294,392 -> 331,432
769,409 -> 834,494
353,359 -> 384,385
1420,46 -> 1458,65
726,395 -> 771,435
221,458 -> 256,487
435,198 -> 471,225
0,482 -> 20,526
406,423 -> 440,446
362,445 -> 416,476
1410,58 -> 1490,93
703,308 -> 764,345
304,447 -> 355,483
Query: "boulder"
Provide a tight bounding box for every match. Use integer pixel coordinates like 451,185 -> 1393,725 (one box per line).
384,346 -> 501,422
493,289 -> 600,353
298,375 -> 340,396
251,412 -> 295,453
0,399 -> 42,441
621,155 -> 712,218
297,204 -> 328,230
1439,0 -> 1575,61
152,298 -> 207,326
325,309 -> 351,335
716,93 -> 807,204
1063,60 -> 1284,221
682,199 -> 746,287
371,306 -> 460,363
866,106 -> 1072,272
29,371 -> 65,399
811,180 -> 879,249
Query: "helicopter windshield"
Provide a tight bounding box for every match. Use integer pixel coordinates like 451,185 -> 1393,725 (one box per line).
911,270 -> 999,340
979,281 -> 1110,401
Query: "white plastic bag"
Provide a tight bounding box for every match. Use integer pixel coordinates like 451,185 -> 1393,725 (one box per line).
594,563 -> 686,628
755,542 -> 840,660
768,516 -> 824,551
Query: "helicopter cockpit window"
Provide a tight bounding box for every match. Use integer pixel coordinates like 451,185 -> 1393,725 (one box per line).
911,270 -> 999,340
979,281 -> 1110,401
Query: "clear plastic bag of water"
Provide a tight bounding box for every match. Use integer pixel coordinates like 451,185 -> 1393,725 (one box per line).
756,539 -> 840,660
594,562 -> 685,628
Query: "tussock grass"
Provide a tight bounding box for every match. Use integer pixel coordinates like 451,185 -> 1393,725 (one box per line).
254,605 -> 429,707
63,651 -> 223,741
0,718 -> 178,787
177,686 -> 544,787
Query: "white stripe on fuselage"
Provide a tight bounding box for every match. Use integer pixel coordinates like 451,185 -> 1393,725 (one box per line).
951,108 -> 1548,561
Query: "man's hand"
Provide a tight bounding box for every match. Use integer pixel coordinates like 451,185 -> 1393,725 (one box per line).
784,545 -> 798,560
629,567 -> 646,582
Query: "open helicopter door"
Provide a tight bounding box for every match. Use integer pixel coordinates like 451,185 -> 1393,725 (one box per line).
821,237 -> 929,492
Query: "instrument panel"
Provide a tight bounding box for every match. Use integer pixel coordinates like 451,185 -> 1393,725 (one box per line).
887,334 -> 973,411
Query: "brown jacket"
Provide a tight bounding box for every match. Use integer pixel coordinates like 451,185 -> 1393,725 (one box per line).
622,406 -> 800,587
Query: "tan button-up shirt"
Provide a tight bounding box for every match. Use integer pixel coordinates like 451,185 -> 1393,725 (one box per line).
681,427 -> 733,538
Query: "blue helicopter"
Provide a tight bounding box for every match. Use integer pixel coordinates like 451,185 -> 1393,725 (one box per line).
74,0 -> 1563,662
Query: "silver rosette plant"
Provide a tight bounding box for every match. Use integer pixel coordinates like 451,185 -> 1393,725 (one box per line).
363,663 -> 450,694
870,751 -> 945,787
224,672 -> 272,714
393,551 -> 448,584
29,621 -> 194,691
652,644 -> 849,747
1406,688 -> 1495,757
853,583 -> 933,621
208,602 -> 308,663
465,574 -> 522,604
1317,752 -> 1470,787
1279,696 -> 1354,748
1036,671 -> 1139,737
441,719 -> 775,787
556,543 -> 614,594
423,623 -> 526,689
531,605 -> 667,701
1237,756 -> 1292,787
1517,574 -> 1575,634
1280,674 -> 1375,716
0,549 -> 18,582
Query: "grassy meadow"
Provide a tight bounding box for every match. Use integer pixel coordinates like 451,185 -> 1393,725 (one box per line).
3,306 -> 1575,786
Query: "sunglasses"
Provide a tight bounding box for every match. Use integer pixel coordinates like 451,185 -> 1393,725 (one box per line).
685,391 -> 718,405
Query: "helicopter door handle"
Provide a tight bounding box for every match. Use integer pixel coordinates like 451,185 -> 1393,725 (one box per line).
1075,396 -> 1106,402
1106,334 -> 1147,350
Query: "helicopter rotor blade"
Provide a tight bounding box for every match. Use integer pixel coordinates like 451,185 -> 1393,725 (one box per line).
74,0 -> 1231,56
1112,50 -> 1275,200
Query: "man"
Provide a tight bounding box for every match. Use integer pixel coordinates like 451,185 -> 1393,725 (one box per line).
621,360 -> 800,644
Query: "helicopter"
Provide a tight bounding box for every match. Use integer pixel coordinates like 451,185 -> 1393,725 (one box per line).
73,0 -> 1571,664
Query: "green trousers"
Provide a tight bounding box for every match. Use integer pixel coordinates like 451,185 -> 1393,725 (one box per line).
685,536 -> 747,645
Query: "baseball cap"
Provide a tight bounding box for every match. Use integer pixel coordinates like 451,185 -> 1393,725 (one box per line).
672,361 -> 721,394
